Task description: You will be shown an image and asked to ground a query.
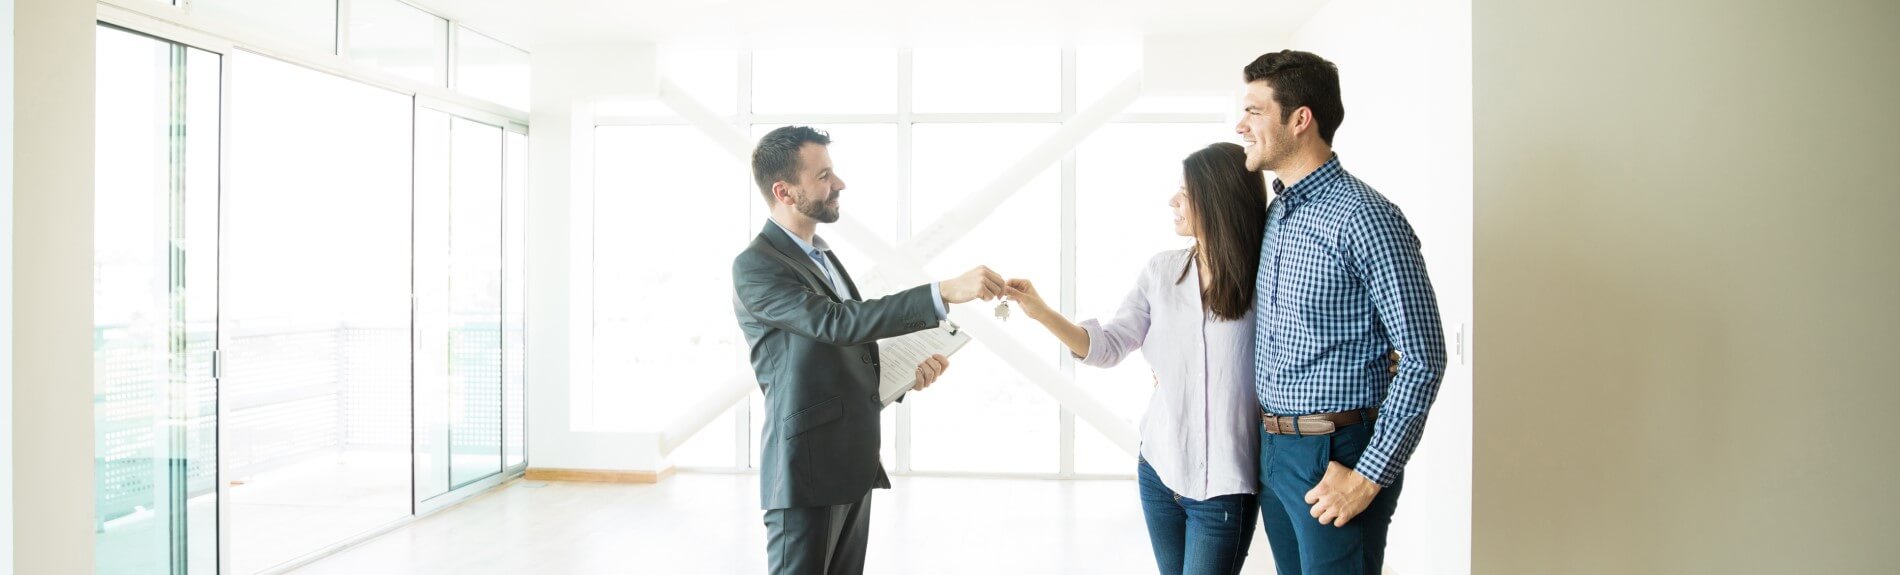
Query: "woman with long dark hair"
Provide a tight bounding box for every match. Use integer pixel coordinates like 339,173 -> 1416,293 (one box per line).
1005,142 -> 1268,575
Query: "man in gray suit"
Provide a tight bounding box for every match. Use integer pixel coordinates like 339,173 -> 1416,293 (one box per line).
733,126 -> 1005,575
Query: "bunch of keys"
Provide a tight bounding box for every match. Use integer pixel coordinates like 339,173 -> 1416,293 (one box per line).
994,297 -> 1010,321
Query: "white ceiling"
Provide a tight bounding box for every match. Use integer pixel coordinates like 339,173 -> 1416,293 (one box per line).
409,0 -> 1330,52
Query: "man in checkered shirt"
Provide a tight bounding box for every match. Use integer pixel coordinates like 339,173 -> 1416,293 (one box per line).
1240,50 -> 1449,575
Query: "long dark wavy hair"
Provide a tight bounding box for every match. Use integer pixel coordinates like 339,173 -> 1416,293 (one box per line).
1176,142 -> 1268,320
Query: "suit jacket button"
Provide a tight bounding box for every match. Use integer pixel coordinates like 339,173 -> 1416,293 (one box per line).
870,393 -> 880,402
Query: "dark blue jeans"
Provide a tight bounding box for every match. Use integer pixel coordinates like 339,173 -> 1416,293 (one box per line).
1256,421 -> 1405,575
1138,456 -> 1259,575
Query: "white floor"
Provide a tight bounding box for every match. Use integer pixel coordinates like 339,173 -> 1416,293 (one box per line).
290,472 -> 1284,574
230,449 -> 412,574
95,449 -> 413,575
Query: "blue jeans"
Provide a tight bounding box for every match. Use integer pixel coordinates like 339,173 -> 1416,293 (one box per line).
1138,456 -> 1259,575
1256,421 -> 1405,575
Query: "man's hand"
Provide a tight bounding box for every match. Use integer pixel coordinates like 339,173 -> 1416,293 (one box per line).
941,266 -> 1005,305
1305,461 -> 1382,527
914,354 -> 950,391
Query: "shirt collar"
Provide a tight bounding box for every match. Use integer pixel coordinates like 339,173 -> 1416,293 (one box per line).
1271,154 -> 1346,203
767,217 -> 831,258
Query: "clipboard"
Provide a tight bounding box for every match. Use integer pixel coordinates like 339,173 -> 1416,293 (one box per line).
876,320 -> 973,406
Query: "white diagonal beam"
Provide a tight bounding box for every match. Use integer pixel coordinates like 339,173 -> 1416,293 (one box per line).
660,372 -> 756,455
659,79 -> 755,156
902,74 -> 1139,263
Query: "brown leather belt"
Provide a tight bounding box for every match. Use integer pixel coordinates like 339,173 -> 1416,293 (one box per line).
1260,408 -> 1378,436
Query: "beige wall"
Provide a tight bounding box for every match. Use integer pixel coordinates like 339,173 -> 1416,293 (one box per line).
0,0 -> 13,568
1474,1 -> 1900,573
11,0 -> 94,572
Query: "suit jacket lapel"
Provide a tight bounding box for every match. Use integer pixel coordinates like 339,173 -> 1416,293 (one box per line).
825,251 -> 862,301
827,250 -> 874,365
759,222 -> 843,301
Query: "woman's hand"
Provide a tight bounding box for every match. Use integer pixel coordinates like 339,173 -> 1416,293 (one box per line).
1004,279 -> 1052,321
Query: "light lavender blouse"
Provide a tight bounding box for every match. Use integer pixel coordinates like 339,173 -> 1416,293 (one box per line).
1078,249 -> 1260,500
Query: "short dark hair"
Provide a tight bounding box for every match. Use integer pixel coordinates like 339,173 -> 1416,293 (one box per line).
1242,50 -> 1344,145
751,125 -> 832,203
1177,142 -> 1267,320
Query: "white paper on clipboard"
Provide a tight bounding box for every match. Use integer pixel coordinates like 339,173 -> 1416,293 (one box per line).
877,321 -> 972,406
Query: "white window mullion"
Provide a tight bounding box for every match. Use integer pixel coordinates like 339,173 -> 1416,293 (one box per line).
894,47 -> 916,475
735,51 -> 756,470
334,0 -> 351,58
444,23 -> 459,92
1057,45 -> 1079,478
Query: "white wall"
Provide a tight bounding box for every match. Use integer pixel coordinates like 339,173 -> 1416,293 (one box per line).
1473,0 -> 1900,572
11,0 -> 93,572
1288,0 -> 1473,573
526,43 -> 672,472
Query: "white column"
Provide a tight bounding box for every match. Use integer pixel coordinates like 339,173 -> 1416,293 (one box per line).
527,44 -> 675,473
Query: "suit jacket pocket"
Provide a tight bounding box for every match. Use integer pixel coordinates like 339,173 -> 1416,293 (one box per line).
783,395 -> 843,440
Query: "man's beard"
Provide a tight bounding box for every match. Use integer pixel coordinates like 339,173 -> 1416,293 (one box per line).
1255,127 -> 1298,172
796,190 -> 840,223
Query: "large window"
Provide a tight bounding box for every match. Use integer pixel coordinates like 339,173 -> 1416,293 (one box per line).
595,47 -> 1233,478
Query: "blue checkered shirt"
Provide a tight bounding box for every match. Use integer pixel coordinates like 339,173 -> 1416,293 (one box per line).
1253,155 -> 1447,487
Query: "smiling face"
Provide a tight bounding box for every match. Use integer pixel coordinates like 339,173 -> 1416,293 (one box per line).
778,142 -> 846,223
1169,182 -> 1197,238
1235,80 -> 1300,173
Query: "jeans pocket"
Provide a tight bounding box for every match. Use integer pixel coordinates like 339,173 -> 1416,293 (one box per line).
1317,432 -> 1334,474
1329,422 -> 1371,469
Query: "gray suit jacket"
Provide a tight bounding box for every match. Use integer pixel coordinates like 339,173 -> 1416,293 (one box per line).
732,222 -> 939,510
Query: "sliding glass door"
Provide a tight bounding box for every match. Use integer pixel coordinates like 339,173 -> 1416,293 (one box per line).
222,49 -> 415,574
93,24 -> 221,575
416,109 -> 524,501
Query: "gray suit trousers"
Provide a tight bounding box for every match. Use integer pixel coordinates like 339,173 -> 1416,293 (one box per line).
763,489 -> 874,575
